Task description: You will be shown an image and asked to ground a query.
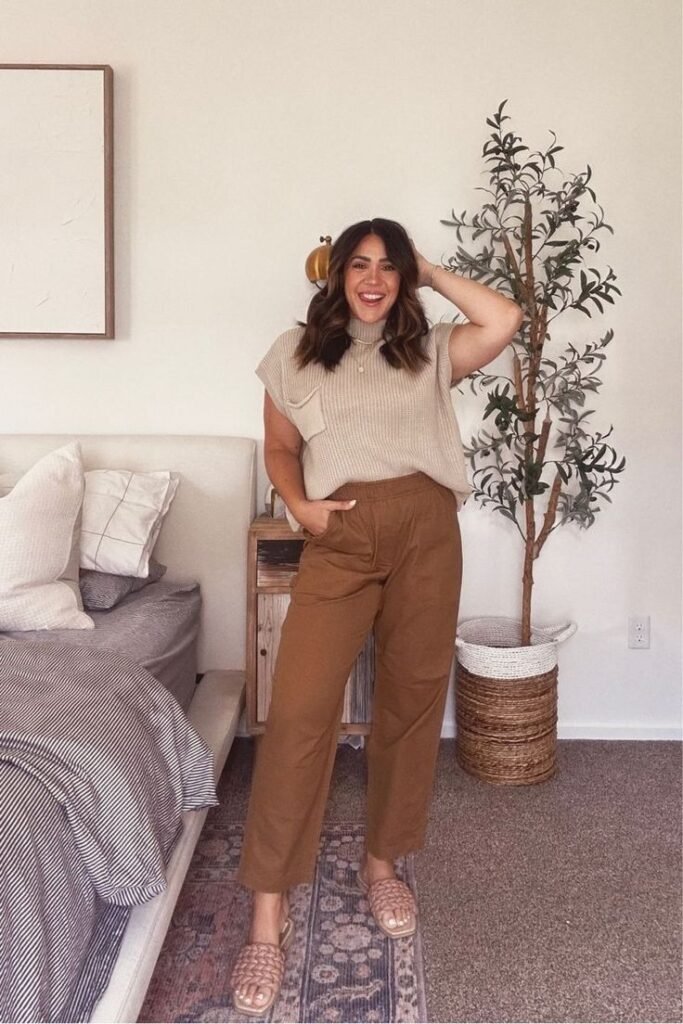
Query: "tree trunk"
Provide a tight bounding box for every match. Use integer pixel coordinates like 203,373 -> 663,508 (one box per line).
522,502 -> 535,645
521,198 -> 539,646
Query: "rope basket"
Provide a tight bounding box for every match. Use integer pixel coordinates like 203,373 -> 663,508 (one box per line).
454,617 -> 576,786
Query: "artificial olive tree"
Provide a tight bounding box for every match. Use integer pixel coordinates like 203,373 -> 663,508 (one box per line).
442,101 -> 625,645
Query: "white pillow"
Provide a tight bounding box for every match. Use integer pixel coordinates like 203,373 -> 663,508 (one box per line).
80,469 -> 179,577
0,442 -> 94,631
0,471 -> 84,612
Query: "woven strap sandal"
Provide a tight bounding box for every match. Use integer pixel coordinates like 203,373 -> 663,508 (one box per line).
357,871 -> 417,939
230,917 -> 293,1016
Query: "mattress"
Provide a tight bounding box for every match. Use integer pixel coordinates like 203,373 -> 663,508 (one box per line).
1,579 -> 201,710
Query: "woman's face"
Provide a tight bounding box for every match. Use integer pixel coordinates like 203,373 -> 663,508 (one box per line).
343,233 -> 400,324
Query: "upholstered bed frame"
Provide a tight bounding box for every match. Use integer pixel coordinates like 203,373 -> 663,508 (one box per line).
0,434 -> 256,1022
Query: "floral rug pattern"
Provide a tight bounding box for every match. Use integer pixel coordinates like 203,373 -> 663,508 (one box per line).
140,821 -> 427,1023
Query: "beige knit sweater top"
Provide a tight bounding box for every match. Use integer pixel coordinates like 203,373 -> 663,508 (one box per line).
256,316 -> 472,530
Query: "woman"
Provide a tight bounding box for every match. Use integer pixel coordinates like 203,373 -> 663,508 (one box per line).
231,218 -> 523,1014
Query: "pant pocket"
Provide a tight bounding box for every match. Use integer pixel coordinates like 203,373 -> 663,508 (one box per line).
303,509 -> 337,541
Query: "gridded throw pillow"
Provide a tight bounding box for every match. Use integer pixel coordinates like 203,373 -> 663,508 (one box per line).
80,469 -> 179,577
79,558 -> 167,610
0,443 -> 94,630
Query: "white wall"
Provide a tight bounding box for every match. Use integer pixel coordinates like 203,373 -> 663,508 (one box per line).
1,0 -> 680,738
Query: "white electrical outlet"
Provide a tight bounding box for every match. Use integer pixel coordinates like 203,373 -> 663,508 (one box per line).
628,616 -> 651,649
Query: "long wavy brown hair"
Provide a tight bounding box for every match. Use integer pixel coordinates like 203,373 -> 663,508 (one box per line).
296,218 -> 430,372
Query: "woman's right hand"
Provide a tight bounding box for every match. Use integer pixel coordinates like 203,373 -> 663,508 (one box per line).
411,240 -> 436,288
294,498 -> 356,536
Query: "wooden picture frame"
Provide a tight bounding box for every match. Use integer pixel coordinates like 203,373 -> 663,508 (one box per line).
0,64 -> 114,339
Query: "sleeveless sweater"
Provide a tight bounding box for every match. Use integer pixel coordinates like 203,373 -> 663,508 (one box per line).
256,316 -> 472,530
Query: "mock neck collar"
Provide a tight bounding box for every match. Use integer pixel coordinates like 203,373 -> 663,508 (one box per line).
347,317 -> 386,344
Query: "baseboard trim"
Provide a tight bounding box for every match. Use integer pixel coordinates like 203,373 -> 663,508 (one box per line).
237,713 -> 682,743
440,718 -> 682,741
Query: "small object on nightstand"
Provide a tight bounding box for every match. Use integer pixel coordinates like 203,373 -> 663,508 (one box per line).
264,484 -> 286,519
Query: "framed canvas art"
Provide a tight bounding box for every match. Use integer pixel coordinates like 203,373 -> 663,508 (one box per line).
0,64 -> 114,338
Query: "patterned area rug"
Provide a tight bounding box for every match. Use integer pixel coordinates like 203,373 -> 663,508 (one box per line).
140,821 -> 427,1023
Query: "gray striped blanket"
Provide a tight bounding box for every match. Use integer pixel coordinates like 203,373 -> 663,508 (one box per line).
0,641 -> 218,1023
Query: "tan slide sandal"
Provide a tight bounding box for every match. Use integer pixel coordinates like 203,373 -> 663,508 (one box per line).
357,870 -> 417,939
230,917 -> 294,1016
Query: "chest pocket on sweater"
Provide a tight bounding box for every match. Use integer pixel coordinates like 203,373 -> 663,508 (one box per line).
285,386 -> 326,442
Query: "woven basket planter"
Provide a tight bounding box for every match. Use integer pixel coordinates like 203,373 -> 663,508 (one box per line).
455,617 -> 576,786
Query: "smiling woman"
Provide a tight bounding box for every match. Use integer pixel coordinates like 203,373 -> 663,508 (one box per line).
296,218 -> 430,373
230,216 -> 522,1015
344,234 -> 400,321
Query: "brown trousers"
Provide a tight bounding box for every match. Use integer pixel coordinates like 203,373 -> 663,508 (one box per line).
237,472 -> 462,891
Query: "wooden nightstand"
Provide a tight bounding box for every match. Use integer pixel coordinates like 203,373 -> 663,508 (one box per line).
246,515 -> 374,735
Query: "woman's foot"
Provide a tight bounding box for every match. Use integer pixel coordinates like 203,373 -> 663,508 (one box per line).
231,890 -> 292,1015
358,852 -> 417,938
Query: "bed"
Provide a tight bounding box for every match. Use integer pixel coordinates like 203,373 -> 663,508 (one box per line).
0,433 -> 256,1023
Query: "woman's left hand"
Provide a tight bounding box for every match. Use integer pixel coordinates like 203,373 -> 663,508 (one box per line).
411,242 -> 435,289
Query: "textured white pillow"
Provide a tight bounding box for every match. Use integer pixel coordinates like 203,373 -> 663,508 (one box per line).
0,472 -> 84,611
80,469 -> 179,577
0,443 -> 94,630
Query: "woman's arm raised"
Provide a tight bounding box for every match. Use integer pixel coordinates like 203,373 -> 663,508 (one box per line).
414,248 -> 523,382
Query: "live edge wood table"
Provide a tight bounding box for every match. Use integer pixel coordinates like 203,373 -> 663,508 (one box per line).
246,515 -> 374,736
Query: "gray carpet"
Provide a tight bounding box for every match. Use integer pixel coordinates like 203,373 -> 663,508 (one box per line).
220,738 -> 682,1023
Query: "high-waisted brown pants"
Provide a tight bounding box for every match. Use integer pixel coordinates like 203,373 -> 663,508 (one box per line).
237,472 -> 462,892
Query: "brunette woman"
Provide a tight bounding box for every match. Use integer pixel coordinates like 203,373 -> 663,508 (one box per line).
230,217 -> 523,1014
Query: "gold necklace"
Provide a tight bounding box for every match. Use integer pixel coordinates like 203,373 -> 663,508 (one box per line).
348,336 -> 379,374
